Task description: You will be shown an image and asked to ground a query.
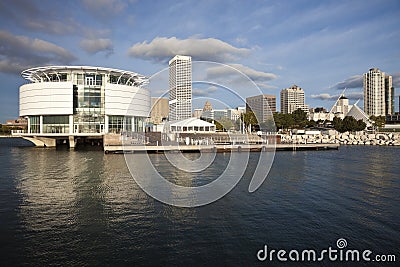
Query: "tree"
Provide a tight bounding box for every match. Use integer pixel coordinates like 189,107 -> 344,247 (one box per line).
241,111 -> 258,132
333,116 -> 366,133
273,113 -> 294,130
370,115 -> 385,129
332,117 -> 344,132
218,118 -> 234,132
354,119 -> 367,132
0,124 -> 12,135
259,119 -> 276,133
292,109 -> 308,128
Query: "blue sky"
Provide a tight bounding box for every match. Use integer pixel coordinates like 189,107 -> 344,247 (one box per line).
1,0 -> 400,122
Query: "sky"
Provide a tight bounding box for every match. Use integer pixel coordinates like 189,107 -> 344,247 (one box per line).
1,0 -> 400,122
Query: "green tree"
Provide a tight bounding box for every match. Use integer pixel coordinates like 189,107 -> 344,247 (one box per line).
333,116 -> 366,133
292,109 -> 310,128
259,119 -> 276,133
292,108 -> 307,123
354,119 -> 367,132
218,118 -> 234,132
370,115 -> 385,129
241,111 -> 258,132
273,113 -> 295,130
332,117 -> 344,132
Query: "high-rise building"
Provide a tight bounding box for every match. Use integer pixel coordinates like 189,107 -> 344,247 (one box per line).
363,68 -> 394,116
150,97 -> 169,124
193,109 -> 203,118
385,75 -> 394,115
280,85 -> 309,114
246,94 -> 276,123
169,55 -> 192,121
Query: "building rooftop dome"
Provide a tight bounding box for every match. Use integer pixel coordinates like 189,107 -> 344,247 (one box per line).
21,65 -> 148,86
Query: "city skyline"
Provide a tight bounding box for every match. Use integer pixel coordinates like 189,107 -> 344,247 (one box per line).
1,0 -> 400,122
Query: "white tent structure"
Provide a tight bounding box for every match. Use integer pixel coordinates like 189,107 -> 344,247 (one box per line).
167,117 -> 216,133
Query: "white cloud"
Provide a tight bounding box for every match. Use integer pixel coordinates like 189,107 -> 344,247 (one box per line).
128,37 -> 250,63
79,38 -> 114,54
206,63 -> 277,82
192,86 -> 219,97
235,37 -> 248,45
0,30 -> 76,74
311,92 -> 363,101
310,93 -> 337,100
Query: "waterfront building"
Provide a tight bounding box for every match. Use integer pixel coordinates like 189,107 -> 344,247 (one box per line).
5,117 -> 28,129
202,109 -> 227,121
246,94 -> 276,123
167,117 -> 216,133
193,109 -> 203,118
169,55 -> 192,121
308,111 -> 334,122
385,113 -> 400,130
150,97 -> 169,124
237,106 -> 246,114
201,108 -> 241,122
19,66 -> 150,146
346,103 -> 373,128
332,95 -> 353,119
227,109 -> 241,121
386,113 -> 400,125
280,85 -> 309,114
363,68 -> 394,116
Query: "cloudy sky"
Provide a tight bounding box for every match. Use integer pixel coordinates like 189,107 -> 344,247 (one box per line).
1,0 -> 400,122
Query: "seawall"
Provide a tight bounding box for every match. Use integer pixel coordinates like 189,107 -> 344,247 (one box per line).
281,132 -> 400,146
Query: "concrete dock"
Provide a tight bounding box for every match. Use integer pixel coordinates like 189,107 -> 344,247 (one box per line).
104,143 -> 339,153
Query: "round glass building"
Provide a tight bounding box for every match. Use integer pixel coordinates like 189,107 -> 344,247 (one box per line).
19,66 -> 150,147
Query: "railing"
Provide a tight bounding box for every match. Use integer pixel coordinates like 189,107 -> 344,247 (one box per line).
121,131 -> 149,145
11,129 -> 27,135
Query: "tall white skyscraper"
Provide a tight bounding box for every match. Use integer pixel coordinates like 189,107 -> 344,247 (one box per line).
169,55 -> 192,121
363,68 -> 394,116
280,85 -> 309,114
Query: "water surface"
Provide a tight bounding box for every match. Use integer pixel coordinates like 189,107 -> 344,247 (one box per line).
0,138 -> 399,266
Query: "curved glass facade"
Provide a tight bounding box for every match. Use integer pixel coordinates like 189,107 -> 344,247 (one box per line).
20,66 -> 150,136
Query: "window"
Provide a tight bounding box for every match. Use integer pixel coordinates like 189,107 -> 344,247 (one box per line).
85,74 -> 102,86
43,116 -> 69,133
134,117 -> 144,132
108,116 -> 124,134
29,116 -> 40,134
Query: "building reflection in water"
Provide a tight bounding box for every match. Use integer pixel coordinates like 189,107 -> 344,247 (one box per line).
15,149 -> 203,236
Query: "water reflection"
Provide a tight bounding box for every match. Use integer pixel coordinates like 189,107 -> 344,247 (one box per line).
1,141 -> 398,266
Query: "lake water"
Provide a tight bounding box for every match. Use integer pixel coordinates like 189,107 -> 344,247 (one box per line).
0,138 -> 399,266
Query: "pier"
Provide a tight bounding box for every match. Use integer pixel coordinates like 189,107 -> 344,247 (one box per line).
104,143 -> 339,154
